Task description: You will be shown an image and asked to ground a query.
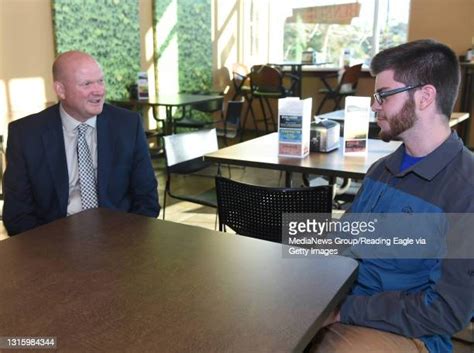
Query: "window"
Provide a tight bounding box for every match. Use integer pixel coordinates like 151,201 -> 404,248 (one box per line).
282,0 -> 411,66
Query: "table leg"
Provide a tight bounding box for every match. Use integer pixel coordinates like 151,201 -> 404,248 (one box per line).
166,106 -> 173,135
295,65 -> 302,98
285,171 -> 293,187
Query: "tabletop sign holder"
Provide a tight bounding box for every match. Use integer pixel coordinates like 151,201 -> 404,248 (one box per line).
302,50 -> 317,64
278,97 -> 312,158
137,72 -> 149,100
343,96 -> 371,156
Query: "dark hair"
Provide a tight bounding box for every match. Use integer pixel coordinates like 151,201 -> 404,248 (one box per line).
370,39 -> 460,117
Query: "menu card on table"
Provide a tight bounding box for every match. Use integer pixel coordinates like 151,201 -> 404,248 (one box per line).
278,97 -> 312,158
343,96 -> 371,156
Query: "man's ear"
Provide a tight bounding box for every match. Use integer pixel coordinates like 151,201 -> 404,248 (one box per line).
54,81 -> 66,100
417,84 -> 436,111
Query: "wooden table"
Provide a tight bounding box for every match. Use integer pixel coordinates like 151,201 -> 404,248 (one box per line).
0,209 -> 358,352
112,94 -> 223,134
205,132 -> 401,186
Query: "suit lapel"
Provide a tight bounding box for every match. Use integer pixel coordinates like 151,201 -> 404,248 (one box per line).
97,109 -> 114,202
42,113 -> 69,214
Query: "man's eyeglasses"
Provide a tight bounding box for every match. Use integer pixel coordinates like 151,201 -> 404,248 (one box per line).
373,84 -> 425,105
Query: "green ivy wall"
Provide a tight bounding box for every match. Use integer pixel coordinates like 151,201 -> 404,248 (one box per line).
154,0 -> 212,94
52,0 -> 140,100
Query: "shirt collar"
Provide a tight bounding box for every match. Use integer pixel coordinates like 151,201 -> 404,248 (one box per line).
384,131 -> 464,180
59,103 -> 97,133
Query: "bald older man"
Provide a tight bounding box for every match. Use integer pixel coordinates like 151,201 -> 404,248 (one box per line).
3,51 -> 159,236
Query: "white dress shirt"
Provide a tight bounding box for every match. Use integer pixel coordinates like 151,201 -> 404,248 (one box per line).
59,104 -> 98,215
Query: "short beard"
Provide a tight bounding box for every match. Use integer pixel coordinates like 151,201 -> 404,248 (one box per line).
379,97 -> 417,142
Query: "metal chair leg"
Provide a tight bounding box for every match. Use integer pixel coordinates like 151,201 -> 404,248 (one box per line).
316,96 -> 329,114
264,97 -> 276,131
162,189 -> 168,220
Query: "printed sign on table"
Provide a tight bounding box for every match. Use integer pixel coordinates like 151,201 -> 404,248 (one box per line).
343,96 -> 371,155
278,97 -> 312,158
137,72 -> 149,100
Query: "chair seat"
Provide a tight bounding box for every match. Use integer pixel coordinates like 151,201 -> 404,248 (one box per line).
169,157 -> 213,174
174,96 -> 223,132
174,117 -> 208,128
216,125 -> 239,139
253,90 -> 285,97
203,100 -> 244,143
145,130 -> 163,138
211,118 -> 239,137
318,88 -> 356,96
169,187 -> 217,208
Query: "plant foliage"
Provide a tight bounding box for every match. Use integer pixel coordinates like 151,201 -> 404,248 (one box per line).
154,0 -> 212,94
52,0 -> 140,100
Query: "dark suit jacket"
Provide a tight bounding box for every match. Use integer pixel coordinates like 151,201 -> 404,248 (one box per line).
2,103 -> 159,235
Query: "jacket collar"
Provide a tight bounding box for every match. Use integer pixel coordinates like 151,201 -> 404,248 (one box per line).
96,104 -> 114,200
42,104 -> 69,213
384,131 -> 464,181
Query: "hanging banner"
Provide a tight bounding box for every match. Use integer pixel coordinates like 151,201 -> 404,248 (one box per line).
287,3 -> 361,25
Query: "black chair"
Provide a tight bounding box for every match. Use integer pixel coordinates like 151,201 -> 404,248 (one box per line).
109,100 -> 165,157
215,176 -> 333,243
173,67 -> 230,132
206,100 -> 244,145
245,65 -> 299,134
316,64 -> 362,114
173,96 -> 224,133
231,62 -> 251,100
213,66 -> 232,96
162,129 -> 219,219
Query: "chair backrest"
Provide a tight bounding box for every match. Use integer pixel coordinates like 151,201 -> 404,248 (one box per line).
215,176 -> 333,243
213,66 -> 231,95
250,65 -> 284,94
232,63 -> 250,93
192,97 -> 224,114
339,64 -> 363,88
163,129 -> 218,170
232,63 -> 249,77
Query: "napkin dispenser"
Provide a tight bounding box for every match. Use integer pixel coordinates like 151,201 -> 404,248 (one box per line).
310,119 -> 340,152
